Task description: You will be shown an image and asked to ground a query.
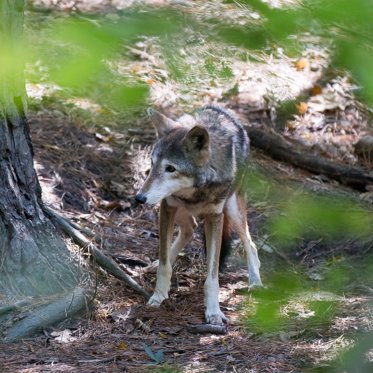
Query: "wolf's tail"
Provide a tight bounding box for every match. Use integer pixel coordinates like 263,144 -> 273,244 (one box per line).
219,214 -> 233,271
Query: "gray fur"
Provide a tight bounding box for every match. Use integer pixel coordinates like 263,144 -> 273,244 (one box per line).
147,106 -> 249,204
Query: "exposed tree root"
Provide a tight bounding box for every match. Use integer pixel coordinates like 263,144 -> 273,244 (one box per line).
44,207 -> 150,300
247,126 -> 373,191
0,300 -> 32,317
4,287 -> 90,342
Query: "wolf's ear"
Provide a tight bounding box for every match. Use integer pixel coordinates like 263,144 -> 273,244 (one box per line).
147,108 -> 178,138
183,125 -> 210,165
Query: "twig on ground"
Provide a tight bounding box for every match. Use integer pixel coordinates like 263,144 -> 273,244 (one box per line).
67,219 -> 96,238
187,324 -> 227,335
44,206 -> 150,300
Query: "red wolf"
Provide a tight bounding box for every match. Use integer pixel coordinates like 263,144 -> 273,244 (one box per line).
136,106 -> 262,325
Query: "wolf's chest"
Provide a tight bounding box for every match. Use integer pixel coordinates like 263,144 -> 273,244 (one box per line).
166,184 -> 232,216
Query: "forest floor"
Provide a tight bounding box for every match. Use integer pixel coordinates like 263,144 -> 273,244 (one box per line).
1,1 -> 373,372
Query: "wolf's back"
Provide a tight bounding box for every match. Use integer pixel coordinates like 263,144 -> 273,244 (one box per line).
196,106 -> 249,169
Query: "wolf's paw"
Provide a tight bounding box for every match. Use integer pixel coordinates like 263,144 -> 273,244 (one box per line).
205,308 -> 228,325
147,292 -> 167,307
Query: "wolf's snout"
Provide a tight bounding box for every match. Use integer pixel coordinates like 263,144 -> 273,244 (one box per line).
135,193 -> 147,204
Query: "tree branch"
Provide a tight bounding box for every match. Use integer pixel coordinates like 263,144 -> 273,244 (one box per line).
187,324 -> 227,335
44,207 -> 150,300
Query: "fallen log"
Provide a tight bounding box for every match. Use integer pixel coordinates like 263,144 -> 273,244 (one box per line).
246,127 -> 373,191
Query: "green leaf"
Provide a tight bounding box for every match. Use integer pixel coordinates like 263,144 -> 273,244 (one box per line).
108,85 -> 149,110
144,344 -> 157,361
155,350 -> 165,364
144,344 -> 165,364
217,26 -> 267,49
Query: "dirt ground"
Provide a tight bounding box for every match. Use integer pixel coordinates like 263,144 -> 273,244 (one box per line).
0,101 -> 371,373
1,0 -> 373,372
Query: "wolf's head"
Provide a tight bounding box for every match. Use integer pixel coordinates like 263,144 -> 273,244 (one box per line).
135,109 -> 210,205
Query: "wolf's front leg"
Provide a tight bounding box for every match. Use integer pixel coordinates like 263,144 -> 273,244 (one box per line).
204,213 -> 227,325
148,200 -> 177,306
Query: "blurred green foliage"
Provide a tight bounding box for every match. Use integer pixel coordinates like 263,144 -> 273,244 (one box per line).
22,0 -> 373,108
243,169 -> 373,369
242,272 -> 340,334
24,9 -> 187,111
240,0 -> 373,101
270,194 -> 373,242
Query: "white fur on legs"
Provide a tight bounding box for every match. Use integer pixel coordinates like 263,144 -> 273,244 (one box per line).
244,227 -> 263,288
204,213 -> 227,325
204,276 -> 227,325
225,193 -> 263,289
148,262 -> 172,306
169,216 -> 196,265
148,200 -> 176,307
146,216 -> 196,274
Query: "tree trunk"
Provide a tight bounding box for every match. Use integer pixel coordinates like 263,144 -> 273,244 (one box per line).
0,0 -> 87,341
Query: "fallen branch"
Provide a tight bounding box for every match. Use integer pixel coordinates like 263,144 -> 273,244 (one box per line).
44,207 -> 150,300
187,324 -> 227,335
246,126 -> 373,190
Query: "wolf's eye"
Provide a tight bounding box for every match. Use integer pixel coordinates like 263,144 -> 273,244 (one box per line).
165,165 -> 176,173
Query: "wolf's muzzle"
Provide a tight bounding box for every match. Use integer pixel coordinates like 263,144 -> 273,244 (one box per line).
135,193 -> 147,204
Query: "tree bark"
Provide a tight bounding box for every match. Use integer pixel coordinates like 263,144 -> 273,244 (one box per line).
0,0 -> 87,340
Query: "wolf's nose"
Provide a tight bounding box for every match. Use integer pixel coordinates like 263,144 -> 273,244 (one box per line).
135,193 -> 147,204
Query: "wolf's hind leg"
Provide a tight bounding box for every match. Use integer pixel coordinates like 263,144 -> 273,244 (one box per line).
143,215 -> 196,274
225,193 -> 263,288
148,200 -> 177,306
170,215 -> 197,266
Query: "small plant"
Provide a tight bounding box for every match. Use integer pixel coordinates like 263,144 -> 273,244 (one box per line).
144,343 -> 165,365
